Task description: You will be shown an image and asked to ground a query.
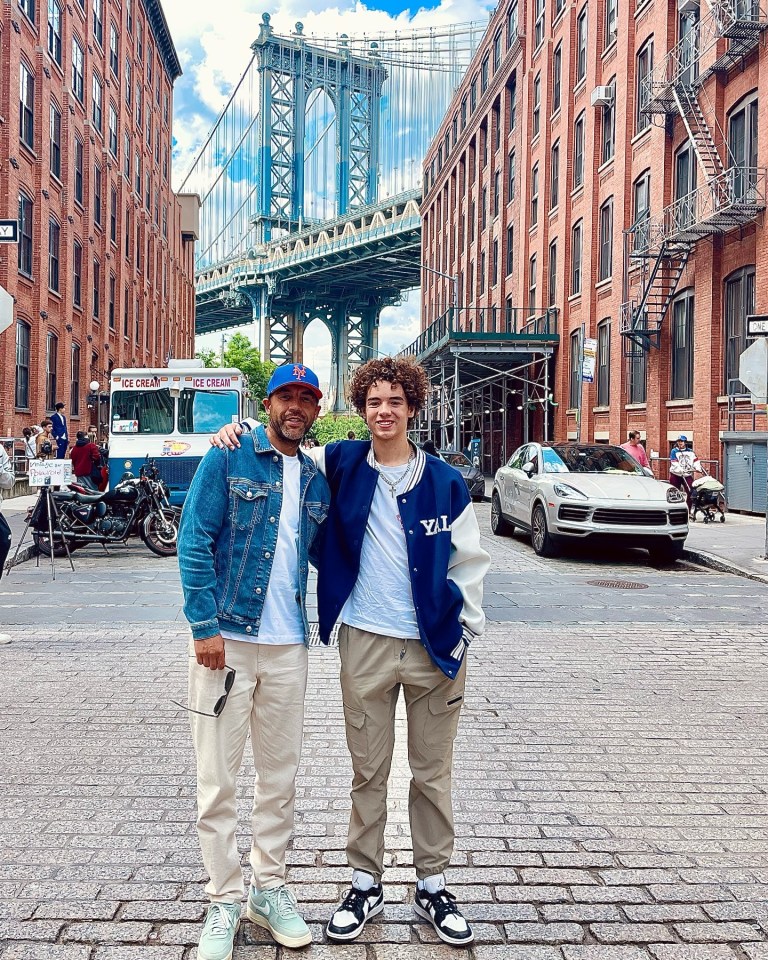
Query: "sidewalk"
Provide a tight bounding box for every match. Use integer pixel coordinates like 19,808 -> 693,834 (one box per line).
1,494 -> 38,572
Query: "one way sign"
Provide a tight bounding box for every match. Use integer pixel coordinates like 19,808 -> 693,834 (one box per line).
0,220 -> 19,243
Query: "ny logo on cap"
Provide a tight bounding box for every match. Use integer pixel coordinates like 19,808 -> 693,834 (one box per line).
293,364 -> 307,381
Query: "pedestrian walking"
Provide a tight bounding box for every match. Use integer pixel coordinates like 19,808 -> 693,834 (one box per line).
51,403 -> 69,459
35,420 -> 56,460
70,431 -> 102,490
620,431 -> 650,469
215,356 -> 490,947
0,443 -> 15,579
669,435 -> 701,513
177,363 -> 330,958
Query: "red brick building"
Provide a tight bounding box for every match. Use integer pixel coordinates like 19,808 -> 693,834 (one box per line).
0,0 -> 197,440
421,0 -> 767,509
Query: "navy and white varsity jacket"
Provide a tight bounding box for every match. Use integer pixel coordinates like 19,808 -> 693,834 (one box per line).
315,440 -> 490,679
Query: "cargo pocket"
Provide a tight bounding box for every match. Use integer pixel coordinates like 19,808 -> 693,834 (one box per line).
422,692 -> 464,749
342,703 -> 368,760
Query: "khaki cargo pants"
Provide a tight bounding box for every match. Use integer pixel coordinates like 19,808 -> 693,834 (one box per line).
338,624 -> 466,882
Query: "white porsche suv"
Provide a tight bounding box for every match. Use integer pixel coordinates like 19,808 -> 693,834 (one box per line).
491,442 -> 689,563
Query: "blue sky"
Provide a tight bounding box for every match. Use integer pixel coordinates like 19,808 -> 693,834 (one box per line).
164,0 -> 493,384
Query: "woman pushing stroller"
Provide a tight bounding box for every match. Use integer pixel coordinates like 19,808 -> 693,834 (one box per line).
669,435 -> 701,516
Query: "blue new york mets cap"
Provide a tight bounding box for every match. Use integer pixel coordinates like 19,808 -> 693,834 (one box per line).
267,363 -> 323,400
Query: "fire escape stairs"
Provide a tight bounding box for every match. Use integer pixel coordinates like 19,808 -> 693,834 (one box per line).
672,84 -> 726,183
621,242 -> 692,355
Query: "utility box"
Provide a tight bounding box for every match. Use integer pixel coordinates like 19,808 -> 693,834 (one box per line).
723,435 -> 767,514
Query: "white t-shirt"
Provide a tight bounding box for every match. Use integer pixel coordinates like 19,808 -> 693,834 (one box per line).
341,462 -> 420,640
221,452 -> 304,645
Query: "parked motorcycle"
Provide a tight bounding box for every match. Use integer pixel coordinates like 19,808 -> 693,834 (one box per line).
31,459 -> 179,558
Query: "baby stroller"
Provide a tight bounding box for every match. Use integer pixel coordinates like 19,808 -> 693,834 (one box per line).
690,475 -> 726,523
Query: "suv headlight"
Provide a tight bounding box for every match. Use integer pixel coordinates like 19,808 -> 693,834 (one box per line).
666,487 -> 685,503
553,482 -> 588,499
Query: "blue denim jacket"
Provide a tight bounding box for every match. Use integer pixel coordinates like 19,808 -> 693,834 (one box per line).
178,424 -> 330,643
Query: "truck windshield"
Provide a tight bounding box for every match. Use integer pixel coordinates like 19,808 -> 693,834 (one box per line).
177,389 -> 239,434
111,390 -> 174,434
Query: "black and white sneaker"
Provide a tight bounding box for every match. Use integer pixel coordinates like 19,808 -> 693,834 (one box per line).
326,884 -> 384,941
414,886 -> 474,946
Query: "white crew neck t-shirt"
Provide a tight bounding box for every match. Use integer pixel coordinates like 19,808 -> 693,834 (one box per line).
340,461 -> 420,640
220,451 -> 304,645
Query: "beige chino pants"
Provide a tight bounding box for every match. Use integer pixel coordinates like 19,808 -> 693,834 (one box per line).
338,624 -> 466,882
188,638 -> 308,902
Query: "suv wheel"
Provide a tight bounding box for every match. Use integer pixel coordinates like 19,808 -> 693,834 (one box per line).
491,493 -> 514,536
531,504 -> 559,558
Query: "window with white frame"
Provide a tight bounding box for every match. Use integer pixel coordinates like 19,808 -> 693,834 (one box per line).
728,92 -> 758,202
576,6 -> 588,83
535,0 -> 545,47
636,38 -> 653,133
632,170 -> 651,250
72,38 -> 84,102
574,112 -> 585,188
671,289 -> 694,400
571,220 -> 583,294
605,0 -> 617,47
602,81 -> 615,163
533,73 -> 541,138
598,198 -> 613,281
531,162 -> 539,225
19,63 -> 35,149
550,140 -> 560,209
47,0 -> 62,64
553,44 -> 562,113
548,240 -> 557,306
597,319 -> 610,405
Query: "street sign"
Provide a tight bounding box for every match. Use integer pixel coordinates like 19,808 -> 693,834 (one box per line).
0,285 -> 13,337
581,337 -> 597,383
738,337 -> 768,403
746,314 -> 768,337
0,220 -> 18,243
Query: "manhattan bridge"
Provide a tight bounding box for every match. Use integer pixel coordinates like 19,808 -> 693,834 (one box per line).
182,13 -> 488,410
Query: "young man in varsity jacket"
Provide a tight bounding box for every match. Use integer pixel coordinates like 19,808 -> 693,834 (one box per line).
214,356 -> 490,946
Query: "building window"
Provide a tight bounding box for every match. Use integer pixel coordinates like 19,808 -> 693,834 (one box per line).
529,254 -> 537,310
73,241 -> 82,307
18,193 -> 33,277
123,285 -> 130,337
507,1 -> 518,47
605,0 -> 618,46
136,86 -> 142,127
48,219 -> 60,291
508,150 -> 516,200
70,343 -> 81,416
110,22 -> 119,75
15,321 -> 31,409
532,73 -> 541,138
93,259 -> 101,320
728,93 -> 758,202
46,332 -> 58,412
109,104 -> 118,156
93,0 -> 103,46
627,339 -> 647,403
535,0 -> 545,48
126,0 -> 132,33
92,75 -> 103,132
492,239 -> 499,286
124,132 -> 131,178
553,44 -> 562,113
569,331 -> 581,409
482,185 -> 487,230
636,39 -> 653,133
480,251 -> 486,294
481,54 -> 489,93
493,30 -> 502,69
548,240 -> 557,306
147,42 -> 154,85
724,265 -> 756,391
576,6 -> 588,83
531,162 -> 539,225
671,290 -> 694,400
602,82 -> 615,163
508,72 -> 517,130
162,204 -> 168,239
94,164 -> 103,226
20,0 -> 35,23
125,59 -> 132,105
50,101 -> 62,179
493,171 -> 500,218
135,152 -> 141,195
19,63 -> 35,150
571,220 -> 583,294
599,198 -> 613,281
597,320 -> 611,405
470,76 -> 477,112
124,210 -> 131,259
574,112 -> 585,188
555,0 -> 565,19
47,0 -> 62,65
550,140 -> 560,209
506,224 -> 514,275
74,137 -> 84,204
633,171 -> 651,250
109,274 -> 116,329
110,186 -> 118,243
674,140 -> 697,230
460,96 -> 467,131
72,38 -> 84,102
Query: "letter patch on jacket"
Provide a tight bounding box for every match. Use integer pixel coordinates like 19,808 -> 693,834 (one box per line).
419,515 -> 452,536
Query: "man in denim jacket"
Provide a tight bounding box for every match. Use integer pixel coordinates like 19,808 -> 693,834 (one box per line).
178,363 -> 330,959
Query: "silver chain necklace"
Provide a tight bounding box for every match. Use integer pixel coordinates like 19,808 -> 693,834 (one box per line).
375,453 -> 415,499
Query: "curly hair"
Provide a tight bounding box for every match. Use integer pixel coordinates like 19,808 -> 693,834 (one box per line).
348,356 -> 428,417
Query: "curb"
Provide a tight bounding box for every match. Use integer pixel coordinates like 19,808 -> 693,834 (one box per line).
683,546 -> 768,585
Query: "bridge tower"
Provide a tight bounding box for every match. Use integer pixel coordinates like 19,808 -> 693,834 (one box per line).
248,15 -> 387,406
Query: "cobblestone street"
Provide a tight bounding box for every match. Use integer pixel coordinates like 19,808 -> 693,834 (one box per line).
1,504 -> 767,959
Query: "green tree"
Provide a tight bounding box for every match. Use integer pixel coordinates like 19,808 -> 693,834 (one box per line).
222,333 -> 276,402
194,349 -> 219,368
310,414 -> 369,445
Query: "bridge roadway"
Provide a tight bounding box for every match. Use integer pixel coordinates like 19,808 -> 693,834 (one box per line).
194,189 -> 422,336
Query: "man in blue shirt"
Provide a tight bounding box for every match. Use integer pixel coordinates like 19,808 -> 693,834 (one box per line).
51,402 -> 68,459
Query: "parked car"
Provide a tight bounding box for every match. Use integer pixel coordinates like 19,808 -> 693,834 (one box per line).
439,449 -> 485,500
490,442 -> 689,563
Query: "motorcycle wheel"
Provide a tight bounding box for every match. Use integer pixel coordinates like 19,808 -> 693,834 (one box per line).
141,510 -> 179,557
33,531 -> 77,557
